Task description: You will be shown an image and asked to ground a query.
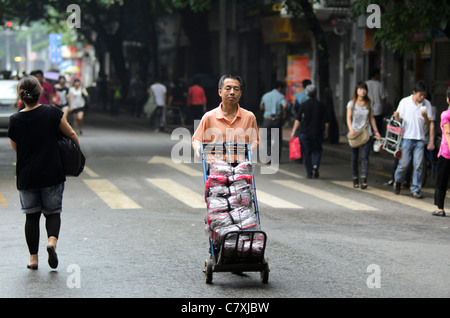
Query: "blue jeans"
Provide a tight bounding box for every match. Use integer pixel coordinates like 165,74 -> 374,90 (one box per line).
394,139 -> 425,193
19,182 -> 65,214
299,133 -> 323,177
351,137 -> 373,179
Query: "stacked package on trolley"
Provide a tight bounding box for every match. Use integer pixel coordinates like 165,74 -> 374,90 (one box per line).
204,159 -> 264,262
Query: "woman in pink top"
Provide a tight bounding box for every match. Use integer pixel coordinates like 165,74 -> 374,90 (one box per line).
433,87 -> 450,216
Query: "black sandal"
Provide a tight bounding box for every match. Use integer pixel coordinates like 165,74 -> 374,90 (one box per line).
27,264 -> 38,270
361,178 -> 368,189
432,210 -> 446,217
47,244 -> 58,269
353,178 -> 359,188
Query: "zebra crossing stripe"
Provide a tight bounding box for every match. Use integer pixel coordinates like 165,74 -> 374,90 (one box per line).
0,192 -> 8,207
273,180 -> 378,211
83,166 -> 99,178
256,190 -> 303,209
148,156 -> 203,177
147,178 -> 205,209
83,179 -> 142,209
332,181 -> 436,212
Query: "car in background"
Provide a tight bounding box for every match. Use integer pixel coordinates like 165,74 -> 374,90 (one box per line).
0,80 -> 19,131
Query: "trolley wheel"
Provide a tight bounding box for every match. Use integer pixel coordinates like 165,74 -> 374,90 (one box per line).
204,259 -> 213,284
260,259 -> 269,284
394,150 -> 402,159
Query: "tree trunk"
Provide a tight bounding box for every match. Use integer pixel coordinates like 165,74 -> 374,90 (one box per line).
180,7 -> 212,76
297,0 -> 339,143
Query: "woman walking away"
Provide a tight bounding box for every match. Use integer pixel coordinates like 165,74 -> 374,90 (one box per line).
54,75 -> 70,120
8,75 -> 80,270
346,81 -> 381,189
68,78 -> 88,135
433,86 -> 450,217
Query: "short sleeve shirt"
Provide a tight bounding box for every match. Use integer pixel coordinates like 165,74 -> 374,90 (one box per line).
297,97 -> 329,137
192,103 -> 260,148
39,81 -> 54,105
187,85 -> 206,105
8,105 -> 65,190
396,95 -> 432,140
365,79 -> 387,116
260,89 -> 287,117
150,83 -> 167,106
438,109 -> 450,159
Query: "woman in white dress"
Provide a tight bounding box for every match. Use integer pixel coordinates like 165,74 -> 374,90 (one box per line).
68,79 -> 88,135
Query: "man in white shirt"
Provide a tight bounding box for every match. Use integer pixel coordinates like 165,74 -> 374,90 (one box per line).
150,79 -> 167,131
366,69 -> 387,135
393,81 -> 434,198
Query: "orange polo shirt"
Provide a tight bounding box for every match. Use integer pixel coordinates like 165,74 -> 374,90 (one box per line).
192,103 -> 260,148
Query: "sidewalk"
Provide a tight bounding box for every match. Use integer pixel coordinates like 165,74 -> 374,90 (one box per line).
281,125 -> 395,173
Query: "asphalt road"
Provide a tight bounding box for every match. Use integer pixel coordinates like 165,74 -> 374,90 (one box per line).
0,111 -> 449,302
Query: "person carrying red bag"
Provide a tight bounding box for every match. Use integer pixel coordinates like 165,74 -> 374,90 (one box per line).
290,84 -> 329,179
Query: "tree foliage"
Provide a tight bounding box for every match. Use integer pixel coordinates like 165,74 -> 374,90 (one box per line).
350,0 -> 450,53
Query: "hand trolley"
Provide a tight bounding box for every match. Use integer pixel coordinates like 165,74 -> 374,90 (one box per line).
201,143 -> 269,284
380,115 -> 404,159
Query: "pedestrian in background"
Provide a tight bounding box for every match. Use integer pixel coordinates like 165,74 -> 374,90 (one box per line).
54,75 -> 70,119
292,79 -> 312,160
366,69 -> 388,136
260,81 -> 287,160
150,77 -> 167,131
393,81 -> 433,199
187,78 -> 207,125
433,86 -> 450,216
168,78 -> 188,123
30,70 -> 54,105
293,79 -> 312,116
128,74 -> 146,118
68,78 -> 88,135
346,81 -> 381,189
290,84 -> 329,178
8,75 -> 80,270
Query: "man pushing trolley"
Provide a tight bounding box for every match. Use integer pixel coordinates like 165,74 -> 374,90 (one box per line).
192,74 -> 269,284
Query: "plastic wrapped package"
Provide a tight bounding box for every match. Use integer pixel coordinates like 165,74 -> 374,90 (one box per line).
209,159 -> 253,177
207,180 -> 253,198
233,161 -> 253,175
206,193 -> 253,214
221,232 -> 265,263
204,175 -> 253,200
206,175 -> 229,187
228,174 -> 253,185
206,207 -> 257,231
209,222 -> 260,243
209,159 -> 233,176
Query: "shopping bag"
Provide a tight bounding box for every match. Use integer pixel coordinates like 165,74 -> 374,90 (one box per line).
58,132 -> 85,177
143,93 -> 157,117
289,137 -> 301,161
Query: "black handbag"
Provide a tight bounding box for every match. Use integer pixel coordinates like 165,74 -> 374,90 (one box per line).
58,132 -> 85,177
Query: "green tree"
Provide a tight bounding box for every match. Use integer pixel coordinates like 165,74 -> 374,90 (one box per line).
350,0 -> 450,53
2,0 -> 212,98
